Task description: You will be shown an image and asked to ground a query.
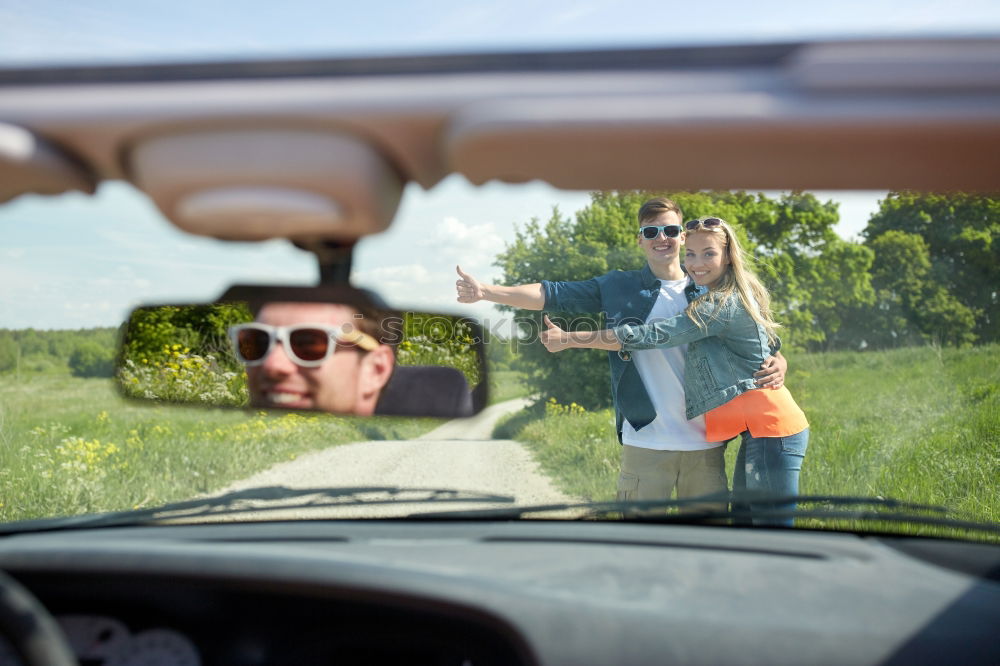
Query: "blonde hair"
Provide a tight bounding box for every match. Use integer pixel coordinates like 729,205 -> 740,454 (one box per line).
684,218 -> 780,344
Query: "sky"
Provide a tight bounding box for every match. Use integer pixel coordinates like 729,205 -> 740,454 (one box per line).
0,177 -> 885,331
3,1 -> 1000,65
2,1 -> 999,330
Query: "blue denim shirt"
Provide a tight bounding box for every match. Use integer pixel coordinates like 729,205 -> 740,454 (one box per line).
541,265 -> 704,442
612,292 -> 780,420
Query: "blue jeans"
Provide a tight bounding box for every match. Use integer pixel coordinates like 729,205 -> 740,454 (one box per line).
732,429 -> 809,527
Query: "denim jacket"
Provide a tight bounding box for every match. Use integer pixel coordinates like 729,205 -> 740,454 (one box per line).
612,291 -> 780,420
541,265 -> 703,442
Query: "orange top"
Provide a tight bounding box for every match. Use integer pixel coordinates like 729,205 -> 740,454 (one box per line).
705,386 -> 808,442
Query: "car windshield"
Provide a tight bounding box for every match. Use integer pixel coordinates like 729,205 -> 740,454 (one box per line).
2,178 -> 997,537
1,4 -> 998,541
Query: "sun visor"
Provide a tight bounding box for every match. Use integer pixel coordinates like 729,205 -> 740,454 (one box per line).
0,123 -> 96,203
444,95 -> 1000,192
126,128 -> 403,241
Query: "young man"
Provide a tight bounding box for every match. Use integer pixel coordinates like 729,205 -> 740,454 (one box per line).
230,301 -> 475,418
231,301 -> 395,416
455,197 -> 786,507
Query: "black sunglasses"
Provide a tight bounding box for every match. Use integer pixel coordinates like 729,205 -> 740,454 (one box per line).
684,217 -> 724,230
639,224 -> 684,239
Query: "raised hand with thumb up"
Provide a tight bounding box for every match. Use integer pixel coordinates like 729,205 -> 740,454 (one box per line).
540,314 -> 572,353
455,265 -> 485,304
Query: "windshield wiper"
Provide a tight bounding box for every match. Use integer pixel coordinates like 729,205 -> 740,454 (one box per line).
414,494 -> 1000,537
0,486 -> 518,534
415,493 -> 944,519
6,491 -> 995,539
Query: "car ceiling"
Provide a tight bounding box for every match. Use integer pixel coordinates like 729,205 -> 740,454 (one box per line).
0,38 -> 998,243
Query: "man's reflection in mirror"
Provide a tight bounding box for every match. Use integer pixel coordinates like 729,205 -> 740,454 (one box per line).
229,302 -> 395,415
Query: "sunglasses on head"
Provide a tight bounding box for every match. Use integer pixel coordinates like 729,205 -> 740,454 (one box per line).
228,323 -> 378,368
684,217 -> 724,231
638,224 -> 684,239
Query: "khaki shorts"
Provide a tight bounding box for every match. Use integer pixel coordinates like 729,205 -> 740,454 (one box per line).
617,445 -> 728,513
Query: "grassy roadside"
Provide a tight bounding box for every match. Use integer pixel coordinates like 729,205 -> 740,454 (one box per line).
488,369 -> 529,404
496,345 -> 1000,528
0,375 -> 439,523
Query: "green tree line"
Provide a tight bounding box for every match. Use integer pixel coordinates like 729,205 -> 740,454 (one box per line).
495,190 -> 998,409
0,327 -> 118,377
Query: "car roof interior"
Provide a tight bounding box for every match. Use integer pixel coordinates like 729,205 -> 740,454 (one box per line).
1,37 -> 998,247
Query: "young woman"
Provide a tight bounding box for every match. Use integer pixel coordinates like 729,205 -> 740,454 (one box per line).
540,217 -> 809,526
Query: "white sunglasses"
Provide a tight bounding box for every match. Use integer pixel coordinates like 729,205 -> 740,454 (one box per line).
228,323 -> 378,368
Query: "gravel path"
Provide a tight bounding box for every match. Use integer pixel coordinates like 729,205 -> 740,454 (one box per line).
210,398 -> 580,519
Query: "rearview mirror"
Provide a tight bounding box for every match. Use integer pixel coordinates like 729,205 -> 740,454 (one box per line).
116,285 -> 488,419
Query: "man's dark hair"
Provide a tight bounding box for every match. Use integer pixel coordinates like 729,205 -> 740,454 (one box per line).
638,197 -> 683,226
353,304 -> 401,349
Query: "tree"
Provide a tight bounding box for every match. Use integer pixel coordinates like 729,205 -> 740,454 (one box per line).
798,240 -> 875,351
864,193 -> 1000,343
866,230 -> 977,347
14,329 -> 48,357
0,334 -> 18,373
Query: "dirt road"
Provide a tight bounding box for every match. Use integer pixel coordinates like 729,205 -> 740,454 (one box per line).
213,398 -> 579,519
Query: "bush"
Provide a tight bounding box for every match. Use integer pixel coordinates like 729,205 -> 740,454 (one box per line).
117,344 -> 248,406
397,313 -> 482,386
68,342 -> 114,378
121,303 -> 251,373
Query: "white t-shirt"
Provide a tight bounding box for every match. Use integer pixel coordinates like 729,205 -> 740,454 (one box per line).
620,278 -> 719,451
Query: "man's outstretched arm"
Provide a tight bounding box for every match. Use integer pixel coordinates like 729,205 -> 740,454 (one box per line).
455,265 -> 545,310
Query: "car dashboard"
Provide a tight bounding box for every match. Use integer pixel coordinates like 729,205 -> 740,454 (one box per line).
1,520 -> 998,665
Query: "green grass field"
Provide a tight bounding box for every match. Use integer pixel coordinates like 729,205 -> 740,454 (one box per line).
3,346 -> 997,537
0,375 -> 439,523
497,345 -> 1000,531
0,367 -> 529,524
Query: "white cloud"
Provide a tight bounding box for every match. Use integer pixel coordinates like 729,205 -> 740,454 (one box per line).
352,264 -> 453,311
417,216 -> 505,273
427,216 -> 504,249
358,264 -> 433,284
